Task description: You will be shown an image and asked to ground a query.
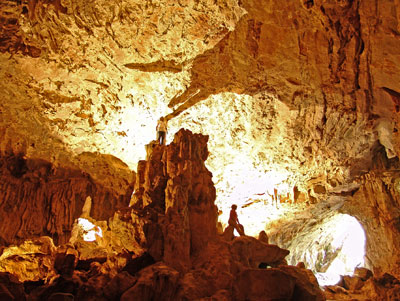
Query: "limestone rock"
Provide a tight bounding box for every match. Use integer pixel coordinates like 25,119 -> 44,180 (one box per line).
0,129 -> 328,301
177,240 -> 234,300
54,246 -> 78,278
2,0 -> 400,291
103,271 -> 137,300
342,275 -> 365,291
0,272 -> 26,301
354,267 -> 373,281
324,271 -> 400,300
0,236 -> 57,282
0,154 -> 133,245
258,230 -> 269,244
122,252 -> 155,276
131,129 -> 218,272
120,262 -> 179,301
234,268 -> 296,301
280,265 -> 326,301
343,171 -> 400,278
230,236 -> 290,268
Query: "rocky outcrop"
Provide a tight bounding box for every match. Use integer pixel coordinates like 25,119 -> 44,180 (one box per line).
324,267 -> 400,301
234,268 -> 296,300
121,262 -> 180,301
0,129 -> 324,300
131,128 -> 218,272
0,236 -> 57,282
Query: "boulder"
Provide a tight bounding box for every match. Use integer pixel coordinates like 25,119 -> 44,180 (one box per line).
177,240 -> 234,300
234,268 -> 296,300
280,265 -> 326,301
342,275 -> 365,291
258,230 -> 269,244
103,271 -> 137,300
230,236 -> 289,268
0,236 -> 57,282
121,262 -> 179,301
354,267 -> 373,281
54,245 -> 78,278
0,272 -> 26,301
122,252 -> 155,276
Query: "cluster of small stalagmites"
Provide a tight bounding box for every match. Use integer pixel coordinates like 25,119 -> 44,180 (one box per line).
0,129 -> 326,300
324,267 -> 400,301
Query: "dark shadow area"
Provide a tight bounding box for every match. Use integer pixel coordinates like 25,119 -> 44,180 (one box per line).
124,59 -> 184,73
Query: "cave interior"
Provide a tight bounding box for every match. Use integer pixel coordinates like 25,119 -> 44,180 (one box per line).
1,0 -> 400,300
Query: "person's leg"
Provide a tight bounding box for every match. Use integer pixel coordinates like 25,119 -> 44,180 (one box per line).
238,224 -> 245,236
233,224 -> 244,236
160,131 -> 166,145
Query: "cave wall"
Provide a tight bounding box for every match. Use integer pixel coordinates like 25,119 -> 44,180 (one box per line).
343,169 -> 400,278
0,153 -> 134,246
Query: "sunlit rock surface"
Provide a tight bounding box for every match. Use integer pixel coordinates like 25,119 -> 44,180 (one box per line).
1,0 -> 400,299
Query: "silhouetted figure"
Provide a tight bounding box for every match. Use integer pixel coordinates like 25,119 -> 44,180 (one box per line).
228,204 -> 245,236
156,117 -> 168,145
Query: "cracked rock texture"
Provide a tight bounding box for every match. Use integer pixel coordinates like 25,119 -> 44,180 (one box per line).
1,0 -> 400,292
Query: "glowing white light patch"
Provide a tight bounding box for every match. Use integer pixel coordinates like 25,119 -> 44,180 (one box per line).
315,214 -> 366,286
78,218 -> 103,242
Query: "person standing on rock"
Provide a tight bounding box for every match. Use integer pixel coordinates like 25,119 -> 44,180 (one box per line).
229,204 -> 245,236
156,117 -> 168,145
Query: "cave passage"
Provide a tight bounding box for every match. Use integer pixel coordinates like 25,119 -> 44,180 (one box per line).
314,214 -> 366,286
289,213 -> 367,286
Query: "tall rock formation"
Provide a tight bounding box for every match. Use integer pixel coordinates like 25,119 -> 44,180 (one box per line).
131,129 -> 218,272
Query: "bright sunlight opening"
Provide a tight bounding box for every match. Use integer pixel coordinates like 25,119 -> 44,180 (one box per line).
77,218 -> 103,242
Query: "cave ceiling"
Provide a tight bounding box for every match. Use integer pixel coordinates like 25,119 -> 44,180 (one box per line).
1,0 -> 400,216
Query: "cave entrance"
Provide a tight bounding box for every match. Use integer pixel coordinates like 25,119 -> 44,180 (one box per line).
267,209 -> 366,287
304,213 -> 366,286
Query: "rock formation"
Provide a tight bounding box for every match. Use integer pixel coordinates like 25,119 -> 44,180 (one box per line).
0,151 -> 134,245
0,129 -> 326,300
324,267 -> 400,301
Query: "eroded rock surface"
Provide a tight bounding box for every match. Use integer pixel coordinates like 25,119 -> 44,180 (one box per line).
0,152 -> 134,245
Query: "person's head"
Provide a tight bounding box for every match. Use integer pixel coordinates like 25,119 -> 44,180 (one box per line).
231,204 -> 237,210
